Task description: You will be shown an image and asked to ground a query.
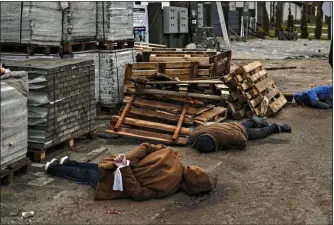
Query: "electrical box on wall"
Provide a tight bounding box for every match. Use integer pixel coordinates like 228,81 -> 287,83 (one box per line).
179,8 -> 188,33
163,6 -> 179,34
198,4 -> 204,27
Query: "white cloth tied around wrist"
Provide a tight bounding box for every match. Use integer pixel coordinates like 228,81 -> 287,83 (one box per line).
113,160 -> 130,191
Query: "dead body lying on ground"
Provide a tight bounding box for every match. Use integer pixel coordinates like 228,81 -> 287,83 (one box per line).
294,85 -> 333,109
189,116 -> 292,153
45,143 -> 212,201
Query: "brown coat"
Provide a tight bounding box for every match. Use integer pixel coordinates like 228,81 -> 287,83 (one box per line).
95,143 -> 184,201
189,122 -> 248,150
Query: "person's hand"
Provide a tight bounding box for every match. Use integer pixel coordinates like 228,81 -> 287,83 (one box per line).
114,154 -> 127,167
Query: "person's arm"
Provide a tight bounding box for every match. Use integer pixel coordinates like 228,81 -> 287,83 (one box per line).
306,90 -> 330,109
120,166 -> 160,201
125,143 -> 166,167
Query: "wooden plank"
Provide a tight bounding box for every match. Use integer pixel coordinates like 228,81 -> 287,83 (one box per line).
114,95 -> 135,131
173,104 -> 188,141
265,88 -> 280,101
248,70 -> 267,82
106,126 -> 188,145
150,56 -> 185,62
268,95 -> 287,114
127,107 -> 194,125
123,97 -> 198,115
132,63 -> 160,69
184,56 -> 210,66
135,88 -> 222,100
197,69 -> 210,76
124,63 -> 133,86
195,107 -> 227,122
254,78 -> 275,93
165,69 -> 191,76
242,61 -> 262,73
241,80 -> 252,90
132,70 -> 159,76
250,95 -> 263,107
111,116 -> 190,135
165,62 -> 193,69
146,80 -> 224,85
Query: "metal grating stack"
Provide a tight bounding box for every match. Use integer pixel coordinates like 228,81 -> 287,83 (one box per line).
5,59 -> 96,150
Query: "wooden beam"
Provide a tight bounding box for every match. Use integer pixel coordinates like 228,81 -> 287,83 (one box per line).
123,97 -> 198,115
216,1 -> 231,50
173,104 -> 189,141
132,69 -> 159,76
145,80 -> 224,85
111,116 -> 190,135
127,107 -> 194,125
135,88 -> 222,100
114,95 -> 135,132
106,126 -> 188,145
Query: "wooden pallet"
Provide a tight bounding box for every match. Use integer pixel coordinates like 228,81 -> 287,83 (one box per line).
106,95 -> 196,145
98,39 -> 135,50
62,41 -> 98,54
194,106 -> 228,125
233,61 -> 287,117
124,61 -> 199,86
1,157 -> 31,185
1,43 -> 61,55
27,129 -> 97,163
145,50 -> 231,77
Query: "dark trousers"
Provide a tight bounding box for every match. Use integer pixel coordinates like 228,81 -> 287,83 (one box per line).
47,161 -> 99,188
241,119 -> 278,140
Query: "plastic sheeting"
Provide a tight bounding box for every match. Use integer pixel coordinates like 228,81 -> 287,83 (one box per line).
1,71 -> 28,170
70,49 -> 135,106
62,2 -> 97,42
0,2 -> 62,46
96,2 -> 134,41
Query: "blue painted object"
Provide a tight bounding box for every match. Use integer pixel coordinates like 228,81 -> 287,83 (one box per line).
295,85 -> 333,109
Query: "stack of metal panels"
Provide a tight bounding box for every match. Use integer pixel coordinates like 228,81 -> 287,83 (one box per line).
5,59 -> 96,149
96,2 -> 134,41
62,2 -> 97,42
1,71 -> 29,169
0,2 -> 62,46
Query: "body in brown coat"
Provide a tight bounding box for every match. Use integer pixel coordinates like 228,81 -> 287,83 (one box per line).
189,122 -> 248,151
95,143 -> 211,201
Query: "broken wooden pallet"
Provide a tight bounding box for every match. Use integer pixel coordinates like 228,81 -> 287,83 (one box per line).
106,95 -> 192,145
144,50 -> 231,77
1,157 -> 31,186
194,106 -> 228,125
124,61 -> 198,86
232,61 -> 287,117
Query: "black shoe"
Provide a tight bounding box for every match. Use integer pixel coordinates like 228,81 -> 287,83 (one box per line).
45,158 -> 59,172
274,123 -> 292,133
252,115 -> 269,128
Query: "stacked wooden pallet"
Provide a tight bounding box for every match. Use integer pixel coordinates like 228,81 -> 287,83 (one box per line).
107,77 -> 229,145
142,49 -> 231,78
5,59 -> 96,151
134,42 -> 167,54
227,61 -> 287,117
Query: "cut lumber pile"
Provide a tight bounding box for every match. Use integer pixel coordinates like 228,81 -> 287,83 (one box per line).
134,42 -> 167,54
107,76 -> 229,145
224,61 -> 287,117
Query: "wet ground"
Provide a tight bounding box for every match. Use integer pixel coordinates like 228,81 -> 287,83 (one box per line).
1,53 -> 333,224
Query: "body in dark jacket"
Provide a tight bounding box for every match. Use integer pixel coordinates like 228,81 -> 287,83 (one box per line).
294,85 -> 333,109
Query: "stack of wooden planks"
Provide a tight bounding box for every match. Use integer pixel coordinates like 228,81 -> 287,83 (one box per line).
134,42 -> 167,54
225,61 -> 287,117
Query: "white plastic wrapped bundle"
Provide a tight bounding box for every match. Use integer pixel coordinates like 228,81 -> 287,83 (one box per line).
97,2 -> 134,41
98,49 -> 135,106
0,2 -> 62,46
62,2 -> 97,42
1,71 -> 28,170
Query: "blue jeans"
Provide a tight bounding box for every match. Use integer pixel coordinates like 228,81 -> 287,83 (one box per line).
47,161 -> 99,188
241,119 -> 278,140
